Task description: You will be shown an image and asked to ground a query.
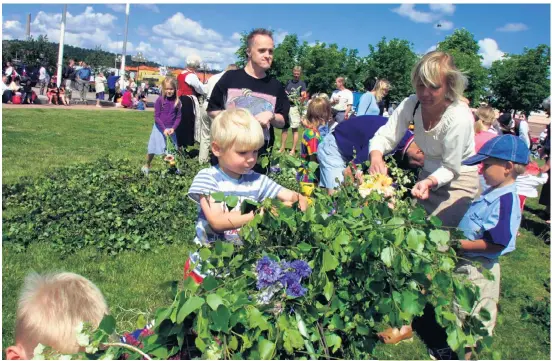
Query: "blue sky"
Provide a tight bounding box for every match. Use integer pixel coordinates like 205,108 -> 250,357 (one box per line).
2,3 -> 550,69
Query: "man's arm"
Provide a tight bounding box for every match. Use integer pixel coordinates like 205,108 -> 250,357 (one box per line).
186,73 -> 207,95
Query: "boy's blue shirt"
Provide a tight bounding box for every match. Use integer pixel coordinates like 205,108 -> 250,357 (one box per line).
458,182 -> 521,260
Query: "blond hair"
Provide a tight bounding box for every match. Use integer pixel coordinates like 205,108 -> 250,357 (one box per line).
372,79 -> 390,102
293,65 -> 302,72
513,163 -> 527,178
161,76 -> 180,109
306,97 -> 331,129
15,272 -> 108,355
411,51 -> 467,102
474,106 -> 496,134
211,108 -> 265,152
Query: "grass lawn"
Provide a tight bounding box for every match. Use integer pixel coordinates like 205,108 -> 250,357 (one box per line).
2,108 -> 550,359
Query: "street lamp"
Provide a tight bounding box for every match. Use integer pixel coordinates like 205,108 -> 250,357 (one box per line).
131,51 -> 147,83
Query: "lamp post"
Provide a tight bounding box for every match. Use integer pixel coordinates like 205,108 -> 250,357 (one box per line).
131,51 -> 147,83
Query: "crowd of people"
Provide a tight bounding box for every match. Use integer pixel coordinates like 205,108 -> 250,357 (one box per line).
3,28 -> 550,360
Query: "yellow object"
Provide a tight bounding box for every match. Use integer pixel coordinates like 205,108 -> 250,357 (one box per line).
307,197 -> 314,207
299,182 -> 315,197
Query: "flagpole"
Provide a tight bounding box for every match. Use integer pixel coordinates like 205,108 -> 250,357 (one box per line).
56,4 -> 67,87
120,3 -> 130,88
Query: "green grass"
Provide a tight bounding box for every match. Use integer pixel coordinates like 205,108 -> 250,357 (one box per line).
2,108 -> 550,359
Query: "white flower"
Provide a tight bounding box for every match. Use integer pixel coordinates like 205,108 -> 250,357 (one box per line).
59,355 -> 73,360
76,332 -> 90,347
85,345 -> 99,354
32,344 -> 46,360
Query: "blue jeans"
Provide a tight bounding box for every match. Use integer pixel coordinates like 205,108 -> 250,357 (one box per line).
318,133 -> 346,189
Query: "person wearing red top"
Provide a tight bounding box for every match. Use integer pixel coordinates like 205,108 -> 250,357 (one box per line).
176,57 -> 207,97
121,86 -> 134,108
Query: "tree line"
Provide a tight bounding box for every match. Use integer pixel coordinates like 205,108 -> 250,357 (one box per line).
2,29 -> 549,115
236,28 -> 550,115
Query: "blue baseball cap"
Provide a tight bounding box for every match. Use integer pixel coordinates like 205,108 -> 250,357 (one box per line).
462,134 -> 530,166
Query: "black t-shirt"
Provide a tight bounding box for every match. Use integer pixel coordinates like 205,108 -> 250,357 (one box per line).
285,79 -> 307,95
207,69 -> 290,147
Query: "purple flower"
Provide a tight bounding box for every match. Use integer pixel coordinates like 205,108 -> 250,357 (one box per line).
288,260 -> 312,278
256,256 -> 282,289
280,271 -> 300,287
286,281 -> 307,297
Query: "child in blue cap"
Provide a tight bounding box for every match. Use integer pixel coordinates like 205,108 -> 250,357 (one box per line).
451,134 -> 529,359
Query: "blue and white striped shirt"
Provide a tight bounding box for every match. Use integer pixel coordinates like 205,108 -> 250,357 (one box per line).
188,166 -> 283,245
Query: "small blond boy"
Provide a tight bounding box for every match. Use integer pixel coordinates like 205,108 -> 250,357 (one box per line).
452,134 -> 530,359
185,108 -> 307,282
6,272 -> 109,359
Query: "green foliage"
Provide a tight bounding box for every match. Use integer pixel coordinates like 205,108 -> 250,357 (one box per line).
364,37 -> 418,104
437,29 -> 488,106
54,161 -> 489,360
489,44 -> 550,114
2,157 -> 203,254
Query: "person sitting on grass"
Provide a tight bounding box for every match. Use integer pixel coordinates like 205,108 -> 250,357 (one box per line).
5,272 -> 109,360
297,96 -> 331,186
185,108 -> 308,283
46,78 -> 59,105
135,94 -> 147,111
121,85 -> 134,108
22,79 -> 34,104
58,83 -> 70,106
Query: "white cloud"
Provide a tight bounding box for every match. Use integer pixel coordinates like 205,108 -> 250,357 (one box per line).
2,20 -> 26,40
302,31 -> 312,38
2,7 -> 240,70
478,38 -> 505,67
429,4 -> 455,15
434,20 -> 453,31
152,12 -> 223,44
106,4 -> 125,13
497,23 -> 528,32
136,4 -> 160,13
391,4 -> 435,23
426,45 -> 437,53
273,30 -> 289,45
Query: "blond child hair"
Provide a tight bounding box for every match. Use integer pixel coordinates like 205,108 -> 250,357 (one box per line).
474,106 -> 496,134
11,272 -> 108,357
161,76 -> 180,108
305,97 -> 331,129
211,108 -> 265,152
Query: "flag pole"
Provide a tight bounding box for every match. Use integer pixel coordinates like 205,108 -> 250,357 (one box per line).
56,4 -> 67,87
120,3 -> 130,88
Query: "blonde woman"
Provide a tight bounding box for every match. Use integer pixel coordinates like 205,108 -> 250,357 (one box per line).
369,51 -> 478,228
357,78 -> 390,116
369,51 -> 479,345
141,77 -> 181,175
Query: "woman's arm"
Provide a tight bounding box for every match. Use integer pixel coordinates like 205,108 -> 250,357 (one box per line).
200,195 -> 255,233
369,96 -> 414,174
153,97 -> 166,132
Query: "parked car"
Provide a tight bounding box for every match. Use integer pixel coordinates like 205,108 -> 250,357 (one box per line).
148,86 -> 160,95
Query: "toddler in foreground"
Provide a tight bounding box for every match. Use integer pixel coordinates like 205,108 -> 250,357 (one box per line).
6,272 -> 109,359
185,108 -> 308,282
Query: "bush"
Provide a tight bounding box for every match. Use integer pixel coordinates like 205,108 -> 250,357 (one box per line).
3,157 -> 205,254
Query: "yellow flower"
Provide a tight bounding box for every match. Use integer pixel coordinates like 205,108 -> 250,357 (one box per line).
169,161 -> 176,167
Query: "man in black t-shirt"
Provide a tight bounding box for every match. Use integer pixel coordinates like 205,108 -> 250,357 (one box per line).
207,28 -> 290,174
280,66 -> 307,155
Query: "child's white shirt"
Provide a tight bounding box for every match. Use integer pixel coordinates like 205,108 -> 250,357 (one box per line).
516,173 -> 549,198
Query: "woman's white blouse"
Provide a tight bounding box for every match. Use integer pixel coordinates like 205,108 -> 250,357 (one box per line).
369,94 -> 476,189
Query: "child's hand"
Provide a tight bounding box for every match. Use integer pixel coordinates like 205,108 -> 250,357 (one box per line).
298,194 -> 308,211
164,128 -> 174,136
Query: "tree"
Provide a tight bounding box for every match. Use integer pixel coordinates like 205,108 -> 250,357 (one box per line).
489,44 -> 550,115
437,29 -> 488,106
271,34 -> 300,84
299,42 -> 349,94
364,37 -> 418,105
235,31 -> 249,68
